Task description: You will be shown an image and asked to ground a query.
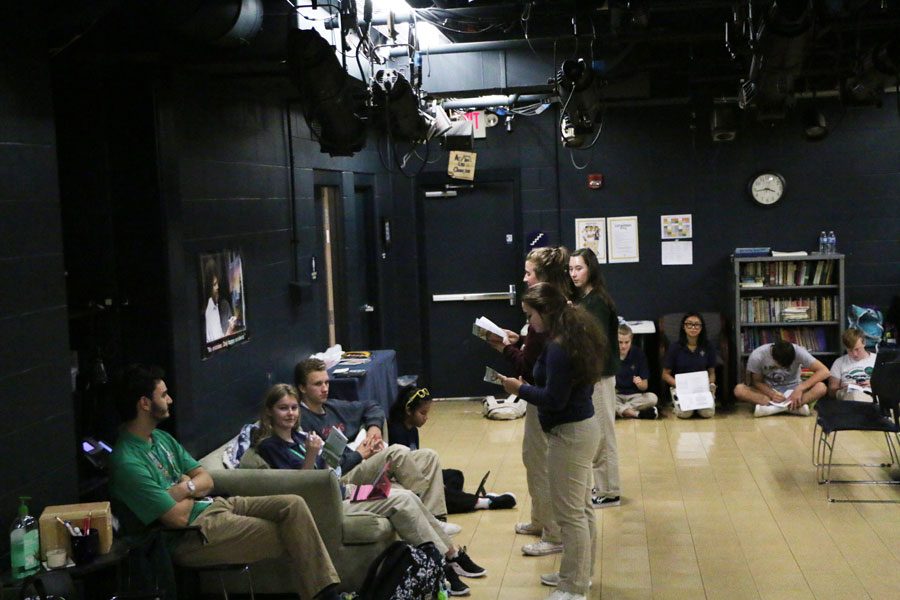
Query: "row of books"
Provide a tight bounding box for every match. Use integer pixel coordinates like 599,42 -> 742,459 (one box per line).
740,327 -> 830,354
739,296 -> 837,323
738,259 -> 836,287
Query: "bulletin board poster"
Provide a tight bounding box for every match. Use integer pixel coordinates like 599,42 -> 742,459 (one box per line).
199,249 -> 248,358
575,217 -> 607,263
607,216 -> 640,263
661,214 -> 693,239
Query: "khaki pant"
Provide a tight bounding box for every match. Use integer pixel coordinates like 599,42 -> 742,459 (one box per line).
615,391 -> 658,416
342,445 -> 447,517
522,403 -> 561,543
344,488 -> 452,555
548,417 -> 601,595
174,495 -> 339,600
671,387 -> 715,419
592,376 -> 620,497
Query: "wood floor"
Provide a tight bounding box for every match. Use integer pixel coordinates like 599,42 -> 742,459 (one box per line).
424,401 -> 900,600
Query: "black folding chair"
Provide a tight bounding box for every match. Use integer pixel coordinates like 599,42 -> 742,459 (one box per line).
814,353 -> 900,502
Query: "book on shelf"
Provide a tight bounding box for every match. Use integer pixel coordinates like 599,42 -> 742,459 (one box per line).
740,280 -> 765,288
771,250 -> 809,257
734,247 -> 771,257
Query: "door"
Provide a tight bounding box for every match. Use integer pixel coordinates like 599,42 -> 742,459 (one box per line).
341,184 -> 381,349
419,175 -> 522,397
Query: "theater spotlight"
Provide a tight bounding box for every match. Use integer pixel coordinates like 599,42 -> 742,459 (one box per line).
286,28 -> 368,157
710,105 -> 738,142
802,107 -> 828,141
424,103 -> 452,140
371,69 -> 430,144
557,58 -> 605,148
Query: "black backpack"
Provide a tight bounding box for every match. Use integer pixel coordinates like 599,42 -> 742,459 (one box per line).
357,540 -> 446,600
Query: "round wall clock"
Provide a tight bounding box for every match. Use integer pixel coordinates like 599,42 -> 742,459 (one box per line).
748,172 -> 786,206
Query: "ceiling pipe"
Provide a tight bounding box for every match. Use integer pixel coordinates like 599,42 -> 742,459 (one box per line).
440,94 -> 551,109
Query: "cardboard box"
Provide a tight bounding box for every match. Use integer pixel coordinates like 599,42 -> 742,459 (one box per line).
39,501 -> 113,560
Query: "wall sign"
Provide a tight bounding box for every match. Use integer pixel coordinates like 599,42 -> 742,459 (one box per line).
448,150 -> 476,181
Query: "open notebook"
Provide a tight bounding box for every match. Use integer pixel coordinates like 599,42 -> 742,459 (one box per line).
350,460 -> 392,502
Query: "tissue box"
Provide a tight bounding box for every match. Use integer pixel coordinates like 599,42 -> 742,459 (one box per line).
39,501 -> 113,560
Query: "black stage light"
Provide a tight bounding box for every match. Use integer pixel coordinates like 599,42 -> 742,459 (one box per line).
286,28 -> 368,157
802,107 -> 828,141
371,69 -> 430,144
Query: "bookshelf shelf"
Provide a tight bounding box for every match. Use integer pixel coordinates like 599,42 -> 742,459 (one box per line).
731,254 -> 845,383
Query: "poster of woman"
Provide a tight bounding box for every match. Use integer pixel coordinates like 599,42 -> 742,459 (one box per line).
200,249 -> 248,357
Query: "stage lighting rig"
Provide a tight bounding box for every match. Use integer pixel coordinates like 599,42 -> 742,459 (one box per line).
371,68 -> 430,144
557,58 -> 605,148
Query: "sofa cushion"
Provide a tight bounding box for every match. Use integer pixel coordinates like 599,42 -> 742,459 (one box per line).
342,512 -> 395,545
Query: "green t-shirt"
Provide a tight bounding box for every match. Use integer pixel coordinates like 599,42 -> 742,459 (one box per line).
575,290 -> 620,377
109,428 -> 211,528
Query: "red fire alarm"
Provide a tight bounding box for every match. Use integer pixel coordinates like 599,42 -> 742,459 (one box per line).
587,174 -> 604,189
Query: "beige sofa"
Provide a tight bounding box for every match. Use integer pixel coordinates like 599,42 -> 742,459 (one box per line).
197,442 -> 397,594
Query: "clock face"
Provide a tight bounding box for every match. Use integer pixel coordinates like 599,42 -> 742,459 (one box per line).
749,172 -> 785,206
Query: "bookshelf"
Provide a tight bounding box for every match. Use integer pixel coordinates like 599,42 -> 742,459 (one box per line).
731,253 -> 845,383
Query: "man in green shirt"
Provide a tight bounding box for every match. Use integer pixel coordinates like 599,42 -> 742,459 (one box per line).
109,364 -> 340,600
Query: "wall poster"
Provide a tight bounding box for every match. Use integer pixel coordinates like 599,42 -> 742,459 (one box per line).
607,216 -> 640,263
199,249 -> 248,358
575,217 -> 607,263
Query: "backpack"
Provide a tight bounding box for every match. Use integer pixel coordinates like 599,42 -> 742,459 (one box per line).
848,304 -> 884,349
357,541 -> 445,600
482,394 -> 527,420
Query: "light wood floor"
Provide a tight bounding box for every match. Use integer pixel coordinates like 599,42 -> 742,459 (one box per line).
423,401 -> 900,600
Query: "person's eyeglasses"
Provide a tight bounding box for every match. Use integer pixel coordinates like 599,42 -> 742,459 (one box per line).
405,387 -> 430,407
684,322 -> 703,328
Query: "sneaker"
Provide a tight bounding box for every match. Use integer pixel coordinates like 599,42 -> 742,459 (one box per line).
443,564 -> 470,596
514,522 -> 543,536
487,492 -> 517,510
591,495 -> 621,508
522,540 -> 564,556
638,407 -> 658,420
440,521 -> 462,536
546,591 -> 586,600
448,547 -> 486,578
789,404 -> 811,416
754,403 -> 787,418
540,572 -> 592,588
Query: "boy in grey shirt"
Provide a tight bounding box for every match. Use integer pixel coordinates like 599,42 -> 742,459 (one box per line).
734,340 -> 829,417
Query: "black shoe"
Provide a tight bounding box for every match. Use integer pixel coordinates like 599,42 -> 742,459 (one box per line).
444,564 -> 470,596
475,471 -> 490,498
487,492 -> 517,510
448,546 -> 487,578
638,407 -> 658,420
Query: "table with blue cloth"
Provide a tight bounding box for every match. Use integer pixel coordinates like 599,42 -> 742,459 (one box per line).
327,349 -> 399,416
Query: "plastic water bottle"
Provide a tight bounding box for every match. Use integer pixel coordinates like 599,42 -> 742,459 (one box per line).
818,231 -> 826,254
827,230 -> 836,254
9,496 -> 40,580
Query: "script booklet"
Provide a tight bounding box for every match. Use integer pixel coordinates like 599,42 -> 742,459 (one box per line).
472,316 -> 509,344
483,366 -> 505,385
322,428 -> 349,469
674,371 -> 715,411
350,460 -> 392,502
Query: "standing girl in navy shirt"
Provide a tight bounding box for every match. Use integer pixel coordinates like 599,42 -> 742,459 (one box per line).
499,282 -> 607,600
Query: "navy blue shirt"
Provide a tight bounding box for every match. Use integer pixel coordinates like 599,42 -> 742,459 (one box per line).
616,345 -> 650,394
256,430 -> 327,470
300,398 -> 384,474
518,341 -> 595,432
663,340 -> 717,376
387,421 -> 419,450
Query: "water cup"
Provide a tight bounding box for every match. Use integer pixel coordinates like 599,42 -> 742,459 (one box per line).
70,528 -> 99,565
46,548 -> 68,569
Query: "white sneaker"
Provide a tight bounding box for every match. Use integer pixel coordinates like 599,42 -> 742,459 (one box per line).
789,404 -> 811,416
540,572 -> 592,588
440,521 -> 462,536
514,522 -> 543,536
546,591 -> 586,600
754,403 -> 788,418
522,540 -> 564,556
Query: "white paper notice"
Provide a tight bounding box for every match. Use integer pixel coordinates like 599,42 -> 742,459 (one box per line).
607,216 -> 639,263
661,240 -> 693,265
674,371 -> 715,411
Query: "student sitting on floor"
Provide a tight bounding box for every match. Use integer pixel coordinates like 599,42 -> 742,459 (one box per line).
662,312 -> 717,419
828,327 -> 876,400
734,339 -> 829,417
388,384 -> 517,513
249,383 -> 486,597
614,324 -> 659,419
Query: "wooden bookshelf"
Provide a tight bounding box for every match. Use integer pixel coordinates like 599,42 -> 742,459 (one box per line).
731,253 -> 845,383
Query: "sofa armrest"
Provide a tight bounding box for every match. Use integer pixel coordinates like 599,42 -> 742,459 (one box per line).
207,469 -> 345,542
